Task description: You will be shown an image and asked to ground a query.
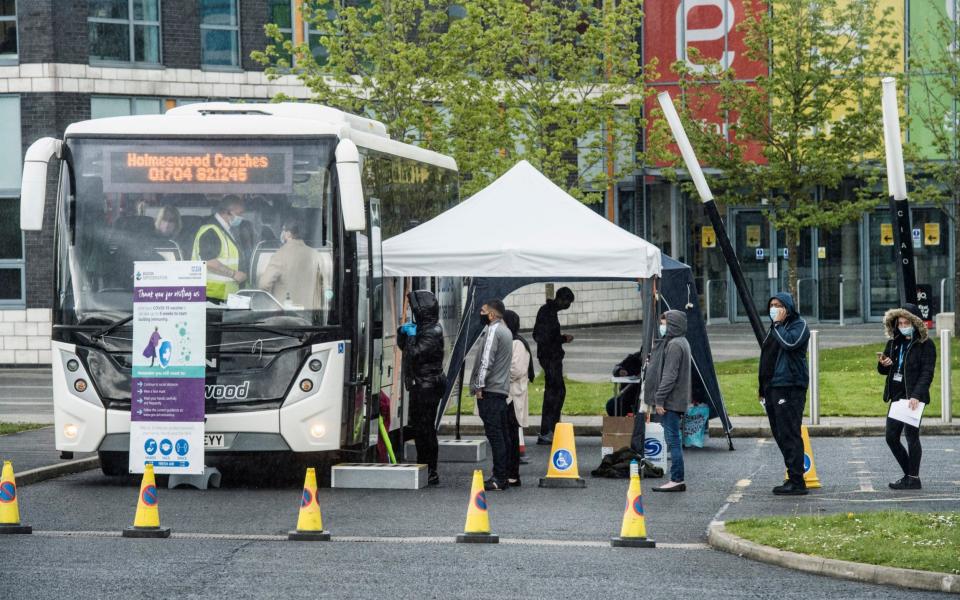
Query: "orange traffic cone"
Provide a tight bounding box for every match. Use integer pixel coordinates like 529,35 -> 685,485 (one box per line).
456,469 -> 498,543
122,463 -> 170,538
611,460 -> 655,547
0,461 -> 31,534
289,467 -> 331,541
538,422 -> 586,488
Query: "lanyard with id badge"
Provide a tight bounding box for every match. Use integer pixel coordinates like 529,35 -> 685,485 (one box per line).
892,343 -> 911,383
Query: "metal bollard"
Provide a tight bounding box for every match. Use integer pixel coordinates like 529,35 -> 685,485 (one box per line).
942,329 -> 953,424
809,329 -> 820,425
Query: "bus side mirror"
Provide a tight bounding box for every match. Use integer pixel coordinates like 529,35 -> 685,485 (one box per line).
335,139 -> 366,232
20,137 -> 62,231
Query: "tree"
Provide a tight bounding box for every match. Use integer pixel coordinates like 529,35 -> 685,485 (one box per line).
906,1 -> 960,336
254,0 -> 648,202
664,0 -> 901,297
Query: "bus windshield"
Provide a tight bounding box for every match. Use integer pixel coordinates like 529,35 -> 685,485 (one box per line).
60,137 -> 339,328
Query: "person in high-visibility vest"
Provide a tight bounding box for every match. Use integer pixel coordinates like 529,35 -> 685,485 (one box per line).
192,196 -> 248,302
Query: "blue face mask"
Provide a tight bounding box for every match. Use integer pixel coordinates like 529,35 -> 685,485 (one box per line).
899,325 -> 914,337
769,307 -> 781,321
658,324 -> 667,337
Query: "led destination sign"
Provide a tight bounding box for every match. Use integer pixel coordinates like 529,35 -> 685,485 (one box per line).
103,145 -> 294,194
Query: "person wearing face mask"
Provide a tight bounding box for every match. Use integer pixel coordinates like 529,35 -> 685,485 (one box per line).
259,219 -> 324,309
192,196 -> 248,302
758,292 -> 810,496
470,299 -> 514,491
397,290 -> 446,486
877,303 -> 936,490
643,311 -> 691,492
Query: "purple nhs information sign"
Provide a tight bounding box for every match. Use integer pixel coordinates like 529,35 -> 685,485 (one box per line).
128,261 -> 207,475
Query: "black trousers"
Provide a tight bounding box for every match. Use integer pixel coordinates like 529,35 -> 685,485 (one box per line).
408,386 -> 441,472
539,357 -> 566,437
478,393 -> 510,483
630,413 -> 646,457
885,416 -> 922,478
764,386 -> 806,485
505,402 -> 521,480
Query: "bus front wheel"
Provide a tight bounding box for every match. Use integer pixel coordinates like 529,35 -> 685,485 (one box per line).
98,451 -> 129,476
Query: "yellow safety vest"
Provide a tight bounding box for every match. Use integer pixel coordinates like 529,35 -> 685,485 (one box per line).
192,223 -> 240,301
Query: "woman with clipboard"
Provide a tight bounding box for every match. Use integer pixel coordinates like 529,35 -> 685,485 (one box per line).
877,303 -> 937,491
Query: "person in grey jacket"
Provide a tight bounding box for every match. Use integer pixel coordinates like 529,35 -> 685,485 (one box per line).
470,299 -> 514,490
643,310 -> 691,492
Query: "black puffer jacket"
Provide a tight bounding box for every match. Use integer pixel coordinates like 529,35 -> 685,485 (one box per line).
397,290 -> 445,390
878,304 -> 937,404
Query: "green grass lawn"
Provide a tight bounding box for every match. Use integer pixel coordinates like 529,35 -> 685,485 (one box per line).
447,339 -> 960,418
0,422 -> 47,435
726,512 -> 960,575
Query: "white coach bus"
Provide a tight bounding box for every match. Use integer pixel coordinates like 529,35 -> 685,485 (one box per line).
20,103 -> 459,475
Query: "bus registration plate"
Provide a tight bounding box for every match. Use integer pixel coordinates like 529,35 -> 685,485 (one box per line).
204,434 -> 225,449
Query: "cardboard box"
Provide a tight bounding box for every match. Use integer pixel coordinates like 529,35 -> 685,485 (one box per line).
601,415 -> 635,458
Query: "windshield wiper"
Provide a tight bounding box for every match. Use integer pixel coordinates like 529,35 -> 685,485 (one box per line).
92,315 -> 134,340
218,322 -> 311,343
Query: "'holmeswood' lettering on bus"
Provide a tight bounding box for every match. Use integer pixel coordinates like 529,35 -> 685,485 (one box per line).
126,153 -> 270,169
204,381 -> 250,401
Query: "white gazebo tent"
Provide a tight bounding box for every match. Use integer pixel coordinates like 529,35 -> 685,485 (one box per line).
382,160 -> 662,279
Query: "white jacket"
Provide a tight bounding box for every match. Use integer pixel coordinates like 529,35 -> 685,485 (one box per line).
508,339 -> 530,427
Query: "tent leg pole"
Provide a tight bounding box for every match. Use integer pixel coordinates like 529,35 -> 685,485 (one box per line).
455,361 -> 465,441
726,430 -> 735,451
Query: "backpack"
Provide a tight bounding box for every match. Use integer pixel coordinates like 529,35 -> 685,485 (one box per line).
590,447 -> 664,479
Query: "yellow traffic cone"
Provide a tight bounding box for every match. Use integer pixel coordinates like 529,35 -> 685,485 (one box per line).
538,422 -> 586,488
782,425 -> 822,489
0,461 -> 31,534
122,463 -> 170,538
456,469 -> 498,543
611,460 -> 655,547
289,467 -> 331,541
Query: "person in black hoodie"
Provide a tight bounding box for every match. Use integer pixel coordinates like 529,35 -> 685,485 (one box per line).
758,292 -> 810,496
397,290 -> 445,486
877,303 -> 936,490
533,287 -> 575,445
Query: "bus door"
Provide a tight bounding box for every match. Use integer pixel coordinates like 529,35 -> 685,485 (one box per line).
367,199 -> 385,449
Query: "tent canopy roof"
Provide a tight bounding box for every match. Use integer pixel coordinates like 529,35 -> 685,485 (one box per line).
382,161 -> 662,279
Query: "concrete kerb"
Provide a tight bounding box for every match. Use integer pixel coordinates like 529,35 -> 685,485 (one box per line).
707,521 -> 960,595
439,423 -> 960,438
16,457 -> 100,486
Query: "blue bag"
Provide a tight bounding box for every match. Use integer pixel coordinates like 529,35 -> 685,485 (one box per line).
682,404 -> 710,448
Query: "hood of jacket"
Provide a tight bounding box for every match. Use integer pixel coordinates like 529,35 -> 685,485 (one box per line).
883,305 -> 928,342
769,292 -> 798,320
662,310 -> 687,338
408,290 -> 439,327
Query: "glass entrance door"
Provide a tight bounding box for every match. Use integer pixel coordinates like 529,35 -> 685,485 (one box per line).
866,209 -> 899,319
731,209 -> 771,319
818,222 -> 862,321
775,228 -> 816,321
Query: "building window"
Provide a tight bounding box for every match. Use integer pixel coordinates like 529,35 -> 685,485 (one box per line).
0,96 -> 23,306
88,0 -> 162,64
268,0 -> 336,66
200,0 -> 240,68
0,0 -> 16,63
91,96 -> 164,119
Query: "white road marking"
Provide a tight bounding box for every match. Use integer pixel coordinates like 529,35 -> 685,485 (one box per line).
710,475 -> 756,525
847,461 -> 865,465
856,478 -> 876,493
0,401 -> 52,406
31,530 -> 710,548
945,449 -> 955,453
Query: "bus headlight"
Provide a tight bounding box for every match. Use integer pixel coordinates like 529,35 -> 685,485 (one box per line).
299,379 -> 313,393
63,423 -> 79,439
74,379 -> 88,393
283,350 -> 329,408
309,423 -> 326,439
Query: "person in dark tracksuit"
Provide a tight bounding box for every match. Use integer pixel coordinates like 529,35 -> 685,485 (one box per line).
877,303 -> 936,490
397,290 -> 445,486
758,292 -> 810,496
533,287 -> 575,445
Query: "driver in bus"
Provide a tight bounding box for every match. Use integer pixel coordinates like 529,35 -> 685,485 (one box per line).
191,196 -> 248,302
